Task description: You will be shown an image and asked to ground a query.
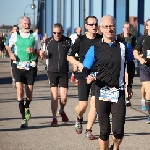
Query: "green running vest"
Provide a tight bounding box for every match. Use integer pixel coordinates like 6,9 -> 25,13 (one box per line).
15,33 -> 36,61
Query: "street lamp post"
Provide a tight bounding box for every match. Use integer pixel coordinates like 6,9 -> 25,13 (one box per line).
24,0 -> 36,30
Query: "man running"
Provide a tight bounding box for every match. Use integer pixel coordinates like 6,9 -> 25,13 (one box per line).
78,15 -> 134,149
40,23 -> 71,127
133,19 -> 150,124
117,22 -> 136,106
7,16 -> 41,128
5,25 -> 19,88
67,16 -> 102,139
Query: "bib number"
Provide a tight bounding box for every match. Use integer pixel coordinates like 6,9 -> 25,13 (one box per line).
17,62 -> 30,70
146,50 -> 150,58
99,86 -> 119,103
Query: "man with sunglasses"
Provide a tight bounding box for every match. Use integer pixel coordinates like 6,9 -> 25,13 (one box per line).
67,16 -> 102,140
7,16 -> 41,128
40,23 -> 71,127
77,15 -> 134,150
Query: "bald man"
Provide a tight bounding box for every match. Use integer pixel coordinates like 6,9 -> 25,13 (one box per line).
77,15 -> 135,149
7,16 -> 41,128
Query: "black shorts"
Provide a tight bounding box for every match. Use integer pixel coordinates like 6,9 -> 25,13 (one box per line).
47,72 -> 68,88
140,65 -> 150,82
95,85 -> 125,141
13,63 -> 37,85
78,79 -> 95,101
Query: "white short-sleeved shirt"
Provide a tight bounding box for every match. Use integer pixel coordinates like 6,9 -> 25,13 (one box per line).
9,31 -> 41,50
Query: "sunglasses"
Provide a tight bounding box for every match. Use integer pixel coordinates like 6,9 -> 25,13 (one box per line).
53,32 -> 61,35
102,25 -> 115,29
87,23 -> 98,26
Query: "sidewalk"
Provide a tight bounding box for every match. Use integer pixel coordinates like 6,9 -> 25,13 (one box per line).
0,58 -> 150,150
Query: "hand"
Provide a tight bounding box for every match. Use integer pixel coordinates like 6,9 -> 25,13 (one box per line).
10,53 -> 16,61
127,87 -> 133,100
39,50 -> 45,60
87,75 -> 95,84
26,47 -> 35,53
77,62 -> 83,72
139,58 -> 147,65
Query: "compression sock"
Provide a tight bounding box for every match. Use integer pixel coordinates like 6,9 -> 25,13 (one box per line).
18,100 -> 25,119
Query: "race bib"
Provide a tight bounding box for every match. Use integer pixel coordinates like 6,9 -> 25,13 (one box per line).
99,86 -> 119,103
17,62 -> 30,70
146,50 -> 150,58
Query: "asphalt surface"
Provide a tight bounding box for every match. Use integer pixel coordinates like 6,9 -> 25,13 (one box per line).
0,58 -> 150,150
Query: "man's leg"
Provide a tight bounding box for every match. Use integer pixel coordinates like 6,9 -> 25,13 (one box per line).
111,90 -> 125,150
85,96 -> 96,139
48,72 -> 59,126
24,84 -> 33,121
125,72 -> 131,107
14,64 -> 28,128
143,81 -> 150,123
11,61 -> 16,88
141,83 -> 146,100
51,87 -> 59,118
59,87 -> 69,122
85,81 -> 96,140
95,85 -> 111,150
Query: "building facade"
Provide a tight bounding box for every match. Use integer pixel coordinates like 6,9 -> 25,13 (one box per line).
37,0 -> 148,37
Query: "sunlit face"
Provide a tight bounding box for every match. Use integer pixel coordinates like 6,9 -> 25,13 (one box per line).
100,17 -> 115,39
53,27 -> 63,41
12,27 -> 18,33
85,18 -> 98,34
146,21 -> 150,33
20,18 -> 31,32
76,27 -> 82,35
123,24 -> 130,34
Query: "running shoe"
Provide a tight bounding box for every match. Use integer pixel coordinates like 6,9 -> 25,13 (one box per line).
20,119 -> 28,128
51,118 -> 58,127
146,116 -> 150,124
25,108 -> 31,121
75,117 -> 83,134
70,74 -> 75,82
59,111 -> 69,122
85,129 -> 95,140
126,100 -> 131,107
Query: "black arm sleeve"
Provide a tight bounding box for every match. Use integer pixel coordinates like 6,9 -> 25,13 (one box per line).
127,61 -> 135,88
135,35 -> 145,52
69,38 -> 80,56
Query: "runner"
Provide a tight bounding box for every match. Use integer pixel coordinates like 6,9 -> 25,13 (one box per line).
0,33 -> 5,58
67,16 -> 102,139
5,25 -> 19,88
133,19 -> 150,124
77,15 -> 134,149
69,27 -> 82,85
117,22 -> 136,106
40,23 -> 71,127
7,16 -> 41,128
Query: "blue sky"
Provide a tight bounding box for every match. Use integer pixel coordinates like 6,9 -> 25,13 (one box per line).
0,0 -> 38,26
0,0 -> 150,26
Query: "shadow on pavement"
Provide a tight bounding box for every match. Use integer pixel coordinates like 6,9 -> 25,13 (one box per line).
0,116 -> 53,121
0,77 -> 12,84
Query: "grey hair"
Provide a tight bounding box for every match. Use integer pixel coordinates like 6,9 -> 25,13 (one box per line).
100,15 -> 116,26
53,23 -> 63,30
146,19 -> 150,26
20,16 -> 31,24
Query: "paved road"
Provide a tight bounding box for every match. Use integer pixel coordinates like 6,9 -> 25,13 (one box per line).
0,58 -> 150,150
